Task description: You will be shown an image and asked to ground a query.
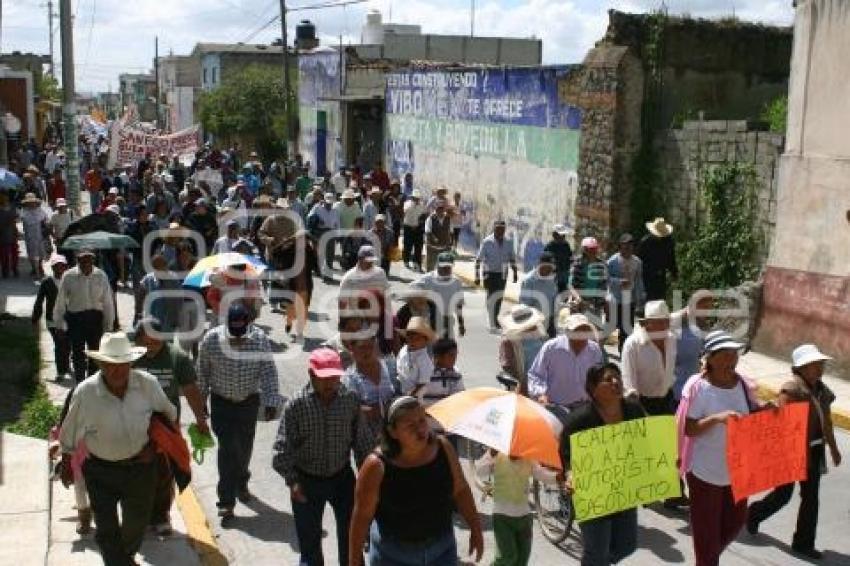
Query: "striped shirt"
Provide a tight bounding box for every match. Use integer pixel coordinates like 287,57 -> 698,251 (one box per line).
196,324 -> 282,408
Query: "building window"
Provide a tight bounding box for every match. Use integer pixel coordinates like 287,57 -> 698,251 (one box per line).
212,67 -> 217,85
203,68 -> 208,85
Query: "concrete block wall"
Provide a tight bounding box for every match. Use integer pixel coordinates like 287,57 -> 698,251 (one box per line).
656,120 -> 783,256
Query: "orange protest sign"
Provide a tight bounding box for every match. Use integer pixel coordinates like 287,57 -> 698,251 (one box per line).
726,402 -> 809,502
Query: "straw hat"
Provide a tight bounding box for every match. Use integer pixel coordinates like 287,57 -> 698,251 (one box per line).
639,300 -> 671,321
499,304 -> 546,336
86,333 -> 146,364
646,217 -> 673,237
21,192 -> 41,205
401,316 -> 436,343
342,188 -> 357,200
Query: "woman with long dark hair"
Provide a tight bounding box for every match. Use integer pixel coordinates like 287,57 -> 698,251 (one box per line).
348,396 -> 483,565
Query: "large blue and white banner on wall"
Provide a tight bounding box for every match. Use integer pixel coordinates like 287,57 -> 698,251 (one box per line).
385,66 -> 582,269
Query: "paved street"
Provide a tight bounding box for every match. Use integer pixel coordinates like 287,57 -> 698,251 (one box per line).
177,262 -> 850,566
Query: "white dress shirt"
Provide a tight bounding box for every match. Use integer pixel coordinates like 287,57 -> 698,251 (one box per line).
59,370 -> 177,461
397,346 -> 435,395
53,266 -> 115,331
621,325 -> 677,398
403,200 -> 426,227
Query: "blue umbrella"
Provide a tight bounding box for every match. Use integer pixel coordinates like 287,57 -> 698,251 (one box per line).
0,168 -> 22,189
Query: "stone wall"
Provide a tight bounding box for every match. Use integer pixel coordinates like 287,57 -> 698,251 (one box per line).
656,119 -> 784,250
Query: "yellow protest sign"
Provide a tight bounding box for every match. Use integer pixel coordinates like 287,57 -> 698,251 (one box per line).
569,415 -> 680,522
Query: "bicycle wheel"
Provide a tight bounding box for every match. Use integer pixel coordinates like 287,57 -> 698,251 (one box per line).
532,478 -> 574,544
458,437 -> 493,498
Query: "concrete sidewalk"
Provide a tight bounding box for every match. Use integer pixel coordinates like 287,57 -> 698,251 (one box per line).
451,257 -> 850,430
0,432 -> 49,566
0,264 -> 205,564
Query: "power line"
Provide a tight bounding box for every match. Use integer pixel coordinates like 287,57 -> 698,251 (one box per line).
240,0 -> 368,43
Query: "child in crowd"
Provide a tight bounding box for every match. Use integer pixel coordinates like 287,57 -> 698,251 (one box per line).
397,316 -> 435,397
477,449 -> 557,566
420,338 -> 465,407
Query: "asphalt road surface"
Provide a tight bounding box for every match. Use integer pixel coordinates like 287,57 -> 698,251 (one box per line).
179,263 -> 850,566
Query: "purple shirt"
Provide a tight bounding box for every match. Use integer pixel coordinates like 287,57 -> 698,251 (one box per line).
526,336 -> 604,406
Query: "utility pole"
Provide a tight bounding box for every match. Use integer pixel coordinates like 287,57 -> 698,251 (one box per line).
279,0 -> 291,158
154,36 -> 160,130
59,0 -> 80,213
470,0 -> 475,37
47,1 -> 55,77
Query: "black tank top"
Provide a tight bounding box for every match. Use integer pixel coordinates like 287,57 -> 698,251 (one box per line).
375,440 -> 454,542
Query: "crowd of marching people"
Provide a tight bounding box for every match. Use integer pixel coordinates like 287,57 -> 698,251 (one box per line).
1,137 -> 842,566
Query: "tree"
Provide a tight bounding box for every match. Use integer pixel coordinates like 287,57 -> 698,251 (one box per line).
37,75 -> 62,102
198,65 -> 294,160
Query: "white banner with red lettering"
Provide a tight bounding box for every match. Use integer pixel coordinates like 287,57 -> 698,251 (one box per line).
107,123 -> 200,168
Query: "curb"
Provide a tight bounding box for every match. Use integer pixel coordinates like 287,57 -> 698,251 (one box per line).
176,486 -> 228,566
452,264 -> 850,433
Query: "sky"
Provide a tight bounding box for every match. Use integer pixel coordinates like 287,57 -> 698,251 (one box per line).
5,0 -> 794,93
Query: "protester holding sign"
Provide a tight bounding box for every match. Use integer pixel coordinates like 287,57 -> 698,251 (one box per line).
561,363 -> 645,566
747,344 -> 842,560
678,331 -> 760,566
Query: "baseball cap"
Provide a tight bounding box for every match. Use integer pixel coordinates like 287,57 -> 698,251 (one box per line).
48,254 -> 68,267
553,224 -> 569,236
55,198 -> 67,207
581,237 -> 599,249
324,192 -> 335,203
227,303 -> 251,337
358,245 -> 377,261
375,214 -> 386,223
703,330 -> 744,355
77,248 -> 96,258
309,348 -> 344,379
437,252 -> 455,267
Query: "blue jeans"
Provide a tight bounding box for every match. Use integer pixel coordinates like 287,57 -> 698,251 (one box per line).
368,523 -> 457,565
210,393 -> 259,509
292,467 -> 355,566
578,508 -> 638,566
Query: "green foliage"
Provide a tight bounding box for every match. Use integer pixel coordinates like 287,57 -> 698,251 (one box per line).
760,95 -> 788,134
6,385 -> 60,440
198,65 -> 295,159
676,162 -> 763,295
37,75 -> 62,101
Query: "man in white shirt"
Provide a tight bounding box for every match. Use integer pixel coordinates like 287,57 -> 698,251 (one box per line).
621,300 -> 677,413
212,220 -> 240,255
416,252 -> 465,339
49,198 -> 75,241
53,249 -> 115,382
402,190 -> 426,271
58,332 -> 176,565
307,192 -> 341,275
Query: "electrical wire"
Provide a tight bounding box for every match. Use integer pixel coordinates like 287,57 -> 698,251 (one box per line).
239,0 -> 369,43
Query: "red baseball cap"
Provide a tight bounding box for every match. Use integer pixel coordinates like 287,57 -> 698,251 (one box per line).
308,348 -> 344,379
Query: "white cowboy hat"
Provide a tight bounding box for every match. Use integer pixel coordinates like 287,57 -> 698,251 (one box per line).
21,192 -> 41,205
55,198 -> 68,207
275,197 -> 290,208
646,217 -> 673,237
400,316 -> 437,343
639,300 -> 671,321
499,304 -> 546,336
342,188 -> 357,199
552,224 -> 569,236
86,333 -> 146,364
791,344 -> 832,368
411,189 -> 422,199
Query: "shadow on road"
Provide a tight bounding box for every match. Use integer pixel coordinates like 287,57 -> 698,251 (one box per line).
736,530 -> 850,565
638,524 -> 686,562
221,495 -> 303,552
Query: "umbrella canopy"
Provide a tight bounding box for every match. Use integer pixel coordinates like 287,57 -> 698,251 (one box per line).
182,252 -> 267,288
0,168 -> 22,189
427,387 -> 564,469
60,231 -> 139,250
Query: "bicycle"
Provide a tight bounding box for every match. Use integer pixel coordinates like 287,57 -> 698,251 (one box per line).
532,402 -> 576,545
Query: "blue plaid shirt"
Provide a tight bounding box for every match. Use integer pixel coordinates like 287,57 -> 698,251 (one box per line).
197,324 -> 282,408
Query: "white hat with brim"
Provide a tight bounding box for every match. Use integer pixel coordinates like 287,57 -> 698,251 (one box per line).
558,310 -> 595,334
646,217 -> 673,237
48,254 -> 68,267
639,300 -> 671,321
791,344 -> 832,368
499,304 -> 546,336
324,193 -> 335,203
342,189 -> 357,199
553,224 -> 569,236
703,330 -> 745,355
55,198 -> 67,207
411,190 -> 422,199
399,316 -> 437,343
86,332 -> 146,364
21,192 -> 41,205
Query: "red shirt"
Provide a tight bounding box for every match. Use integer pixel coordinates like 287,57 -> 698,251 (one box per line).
84,170 -> 102,193
48,179 -> 66,203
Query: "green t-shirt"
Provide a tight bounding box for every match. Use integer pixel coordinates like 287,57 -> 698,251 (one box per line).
134,343 -> 197,416
295,175 -> 312,199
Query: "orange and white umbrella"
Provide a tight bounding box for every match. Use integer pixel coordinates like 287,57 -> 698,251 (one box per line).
427,387 -> 564,470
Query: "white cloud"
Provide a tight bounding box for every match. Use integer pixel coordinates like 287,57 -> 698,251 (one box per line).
4,0 -> 793,92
